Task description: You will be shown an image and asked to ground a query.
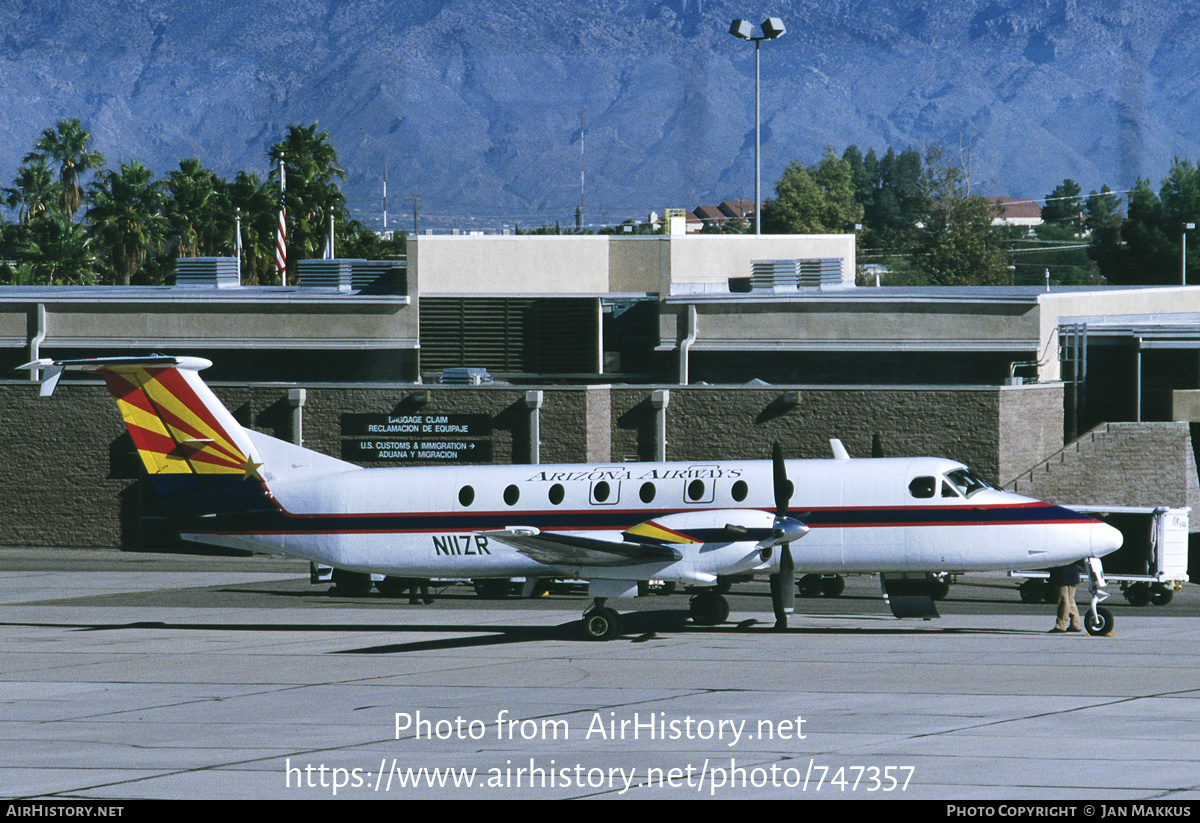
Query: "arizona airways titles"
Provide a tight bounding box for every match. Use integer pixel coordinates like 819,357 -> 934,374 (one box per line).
527,466 -> 743,482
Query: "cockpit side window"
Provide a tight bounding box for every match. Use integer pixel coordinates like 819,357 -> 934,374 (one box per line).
908,476 -> 936,499
945,468 -> 992,498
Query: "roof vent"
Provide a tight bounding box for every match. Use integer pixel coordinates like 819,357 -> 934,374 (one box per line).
174,257 -> 240,288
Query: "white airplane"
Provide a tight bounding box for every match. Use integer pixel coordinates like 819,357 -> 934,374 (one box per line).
23,355 -> 1124,640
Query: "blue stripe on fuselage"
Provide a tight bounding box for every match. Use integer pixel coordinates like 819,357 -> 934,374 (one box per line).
174,502 -> 1096,536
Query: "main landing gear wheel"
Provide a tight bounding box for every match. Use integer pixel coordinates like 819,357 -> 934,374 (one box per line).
1085,606 -> 1114,636
582,606 -> 622,641
797,574 -> 823,598
930,578 -> 951,601
689,591 -> 730,626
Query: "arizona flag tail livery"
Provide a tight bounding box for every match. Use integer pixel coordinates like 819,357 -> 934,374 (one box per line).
25,356 -> 264,479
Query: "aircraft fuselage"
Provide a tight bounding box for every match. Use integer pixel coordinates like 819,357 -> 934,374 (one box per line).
183,452 -> 1121,587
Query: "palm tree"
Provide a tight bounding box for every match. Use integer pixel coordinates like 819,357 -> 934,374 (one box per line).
17,214 -> 100,285
86,161 -> 168,285
165,158 -> 233,259
4,158 -> 61,225
25,119 -> 105,221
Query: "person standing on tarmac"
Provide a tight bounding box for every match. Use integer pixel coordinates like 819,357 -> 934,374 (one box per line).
1048,561 -> 1084,633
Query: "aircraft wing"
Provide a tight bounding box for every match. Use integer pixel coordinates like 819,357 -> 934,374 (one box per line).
484,528 -> 683,568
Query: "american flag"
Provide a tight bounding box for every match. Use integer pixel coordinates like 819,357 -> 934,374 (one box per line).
275,153 -> 287,284
275,202 -> 287,280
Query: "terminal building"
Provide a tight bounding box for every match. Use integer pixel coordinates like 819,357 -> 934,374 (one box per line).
3,228 -> 1200,558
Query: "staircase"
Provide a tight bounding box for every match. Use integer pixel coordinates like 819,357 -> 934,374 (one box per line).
1006,422 -> 1200,518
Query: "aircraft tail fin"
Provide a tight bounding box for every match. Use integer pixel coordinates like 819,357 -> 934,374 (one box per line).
21,355 -> 266,479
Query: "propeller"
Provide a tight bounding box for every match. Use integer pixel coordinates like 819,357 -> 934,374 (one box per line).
769,442 -> 802,630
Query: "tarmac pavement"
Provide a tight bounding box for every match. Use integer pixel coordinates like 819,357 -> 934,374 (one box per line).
1,548 -> 1199,800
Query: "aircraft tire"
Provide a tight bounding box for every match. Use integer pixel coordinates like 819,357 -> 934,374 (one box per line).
797,574 -> 822,598
582,607 -> 622,641
820,575 -> 846,597
689,592 -> 730,626
1151,584 -> 1174,606
930,579 -> 951,601
1085,606 -> 1114,636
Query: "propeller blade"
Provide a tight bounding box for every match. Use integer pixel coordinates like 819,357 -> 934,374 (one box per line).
771,544 -> 796,629
770,443 -> 799,629
772,441 -> 793,517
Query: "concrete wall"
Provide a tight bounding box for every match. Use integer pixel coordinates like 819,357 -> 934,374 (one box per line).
413,235 -> 618,295
0,379 -> 1064,549
670,292 -> 1042,353
0,288 -> 416,368
998,382 -> 1066,484
664,234 -> 855,294
412,233 -> 856,297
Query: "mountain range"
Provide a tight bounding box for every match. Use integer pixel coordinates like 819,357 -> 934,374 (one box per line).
3,0 -> 1199,229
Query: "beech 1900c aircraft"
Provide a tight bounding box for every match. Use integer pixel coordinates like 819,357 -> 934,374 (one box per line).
24,355 -> 1124,640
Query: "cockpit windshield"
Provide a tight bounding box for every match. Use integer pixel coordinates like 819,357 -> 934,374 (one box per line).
944,468 -> 992,498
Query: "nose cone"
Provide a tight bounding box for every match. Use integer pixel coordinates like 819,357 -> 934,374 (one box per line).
1091,520 -> 1124,557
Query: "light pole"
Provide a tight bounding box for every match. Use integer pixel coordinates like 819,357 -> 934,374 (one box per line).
730,17 -> 786,235
1184,222 -> 1195,285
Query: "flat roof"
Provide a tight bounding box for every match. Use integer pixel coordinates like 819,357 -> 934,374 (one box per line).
667,285 -> 1189,306
0,285 -> 410,306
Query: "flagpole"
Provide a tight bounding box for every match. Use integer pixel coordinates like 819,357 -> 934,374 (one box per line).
235,207 -> 242,283
275,151 -> 287,286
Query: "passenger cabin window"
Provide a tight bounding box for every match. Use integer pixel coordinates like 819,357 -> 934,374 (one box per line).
731,480 -> 748,502
591,480 -> 619,504
503,484 -> 520,506
458,486 -> 475,507
640,482 -> 656,504
548,484 -> 565,505
908,477 -> 936,499
945,468 -> 991,498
